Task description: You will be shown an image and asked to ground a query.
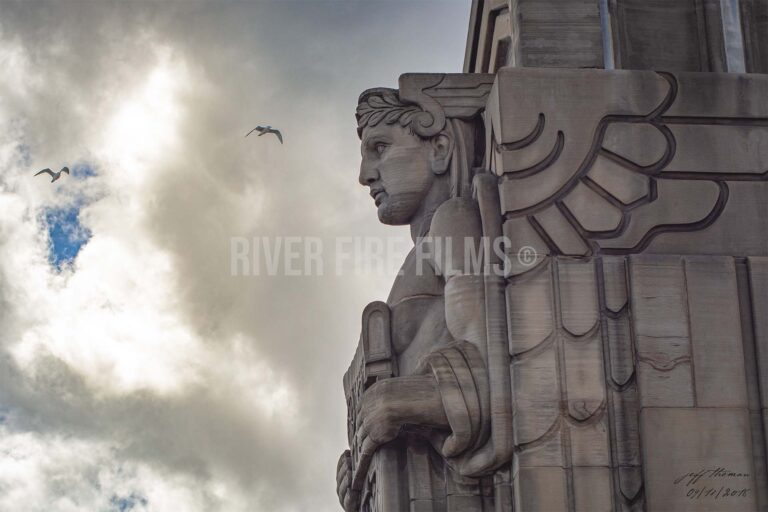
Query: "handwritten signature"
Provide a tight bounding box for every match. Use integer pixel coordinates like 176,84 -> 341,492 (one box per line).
673,467 -> 750,500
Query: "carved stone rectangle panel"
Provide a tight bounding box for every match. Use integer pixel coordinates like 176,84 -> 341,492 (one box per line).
636,359 -> 695,409
510,347 -> 561,446
684,256 -> 748,408
641,408 -> 757,512
741,0 -> 768,73
506,261 -> 553,356
570,420 -> 611,467
601,256 -> 628,314
563,334 -> 605,422
628,255 -> 689,349
514,466 -> 569,512
515,0 -> 604,69
665,125 -> 768,175
612,0 -> 716,71
629,255 -> 694,407
573,466 -> 612,512
557,259 -> 598,337
664,72 -> 768,118
747,257 -> 768,409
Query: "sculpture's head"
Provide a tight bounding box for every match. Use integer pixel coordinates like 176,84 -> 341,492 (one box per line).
356,88 -> 454,225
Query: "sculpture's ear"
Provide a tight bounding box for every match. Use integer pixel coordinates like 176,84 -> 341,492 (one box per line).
429,132 -> 454,175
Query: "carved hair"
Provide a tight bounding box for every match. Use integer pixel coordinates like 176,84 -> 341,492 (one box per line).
356,88 -> 422,138
356,87 -> 482,198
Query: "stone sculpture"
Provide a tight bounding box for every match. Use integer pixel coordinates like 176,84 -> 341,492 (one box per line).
337,66 -> 768,512
336,73 -> 510,511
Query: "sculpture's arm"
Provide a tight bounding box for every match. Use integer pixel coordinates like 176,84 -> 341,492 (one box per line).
357,197 -> 491,458
337,373 -> 449,512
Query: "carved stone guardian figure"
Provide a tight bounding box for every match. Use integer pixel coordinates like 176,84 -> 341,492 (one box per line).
336,74 -> 508,511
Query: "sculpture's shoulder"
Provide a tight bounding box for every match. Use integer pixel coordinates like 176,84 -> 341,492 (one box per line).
386,244 -> 442,306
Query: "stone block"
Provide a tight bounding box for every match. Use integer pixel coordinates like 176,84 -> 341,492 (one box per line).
683,256 -> 748,408
514,466 -> 569,512
641,408 -> 757,512
747,257 -> 768,409
629,256 -> 694,407
510,347 -> 560,446
570,420 -> 610,467
612,0 -> 722,71
563,333 -> 605,421
515,0 -> 604,69
573,466 -> 612,512
601,256 -> 629,312
557,259 -> 598,337
506,262 -> 553,356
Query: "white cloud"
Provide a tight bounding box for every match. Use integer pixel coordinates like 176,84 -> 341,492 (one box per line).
0,1 -> 469,510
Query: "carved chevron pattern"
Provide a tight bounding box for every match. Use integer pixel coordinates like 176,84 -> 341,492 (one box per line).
508,256 -> 643,511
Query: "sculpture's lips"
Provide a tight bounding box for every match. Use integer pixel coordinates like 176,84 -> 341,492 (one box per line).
370,188 -> 386,207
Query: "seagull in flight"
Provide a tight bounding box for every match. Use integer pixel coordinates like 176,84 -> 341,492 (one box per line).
34,167 -> 70,183
245,125 -> 283,144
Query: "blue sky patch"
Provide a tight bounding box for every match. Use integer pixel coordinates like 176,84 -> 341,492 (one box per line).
45,206 -> 91,269
71,163 -> 97,179
110,493 -> 148,512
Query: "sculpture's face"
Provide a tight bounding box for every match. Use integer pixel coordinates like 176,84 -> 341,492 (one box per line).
359,123 -> 436,225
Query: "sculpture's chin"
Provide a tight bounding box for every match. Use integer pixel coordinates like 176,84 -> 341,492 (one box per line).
377,202 -> 410,225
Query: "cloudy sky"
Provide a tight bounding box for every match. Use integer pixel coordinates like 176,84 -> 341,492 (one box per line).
0,1 -> 469,510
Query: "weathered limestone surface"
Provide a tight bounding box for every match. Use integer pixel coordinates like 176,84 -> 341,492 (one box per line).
465,0 -> 762,73
337,66 -> 768,511
642,408 -> 757,511
338,2 -> 768,510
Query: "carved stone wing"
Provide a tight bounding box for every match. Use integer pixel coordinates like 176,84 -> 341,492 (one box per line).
489,68 -> 768,267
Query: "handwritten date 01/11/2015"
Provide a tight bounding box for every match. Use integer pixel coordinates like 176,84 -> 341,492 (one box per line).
674,467 -> 750,500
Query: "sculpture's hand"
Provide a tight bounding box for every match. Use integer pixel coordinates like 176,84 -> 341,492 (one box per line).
355,376 -> 449,466
336,450 -> 359,511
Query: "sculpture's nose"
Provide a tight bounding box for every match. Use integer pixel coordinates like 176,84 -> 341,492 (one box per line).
358,161 -> 379,186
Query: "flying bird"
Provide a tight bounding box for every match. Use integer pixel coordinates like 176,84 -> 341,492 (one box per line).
245,125 -> 283,144
34,167 -> 70,183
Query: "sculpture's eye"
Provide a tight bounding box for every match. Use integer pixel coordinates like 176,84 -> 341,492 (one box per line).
375,143 -> 387,155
